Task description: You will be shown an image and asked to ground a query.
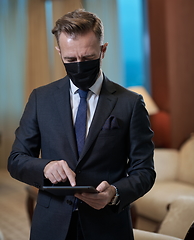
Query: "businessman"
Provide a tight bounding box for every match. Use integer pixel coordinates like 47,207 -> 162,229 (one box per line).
8,9 -> 156,240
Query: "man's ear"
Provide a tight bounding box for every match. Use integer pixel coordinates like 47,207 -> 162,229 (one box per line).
101,43 -> 108,59
55,46 -> 61,56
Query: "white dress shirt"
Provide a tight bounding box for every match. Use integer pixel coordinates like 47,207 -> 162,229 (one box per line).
70,71 -> 103,137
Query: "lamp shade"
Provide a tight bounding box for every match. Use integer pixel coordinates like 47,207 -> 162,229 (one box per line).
128,86 -> 159,115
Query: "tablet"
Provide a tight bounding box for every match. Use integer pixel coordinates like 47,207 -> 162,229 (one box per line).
42,185 -> 99,196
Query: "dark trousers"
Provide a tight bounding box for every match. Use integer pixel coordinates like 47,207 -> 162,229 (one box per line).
66,211 -> 85,240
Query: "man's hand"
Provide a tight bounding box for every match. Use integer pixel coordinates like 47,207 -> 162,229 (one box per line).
75,181 -> 116,210
44,160 -> 76,186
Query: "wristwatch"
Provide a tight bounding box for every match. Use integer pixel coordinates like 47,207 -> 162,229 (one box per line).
108,185 -> 120,205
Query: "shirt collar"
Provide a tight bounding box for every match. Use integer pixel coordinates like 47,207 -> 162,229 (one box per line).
70,70 -> 103,96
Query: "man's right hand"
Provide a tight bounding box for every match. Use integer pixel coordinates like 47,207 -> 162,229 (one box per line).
44,160 -> 76,186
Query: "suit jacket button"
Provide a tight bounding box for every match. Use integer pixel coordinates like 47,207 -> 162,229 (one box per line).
66,200 -> 73,205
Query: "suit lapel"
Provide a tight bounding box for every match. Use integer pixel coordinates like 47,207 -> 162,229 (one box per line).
53,77 -> 78,166
52,76 -> 118,166
78,76 -> 118,161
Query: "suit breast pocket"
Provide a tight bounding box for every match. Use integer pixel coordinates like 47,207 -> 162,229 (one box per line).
98,128 -> 121,138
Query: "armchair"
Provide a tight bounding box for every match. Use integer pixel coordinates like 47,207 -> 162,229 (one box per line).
133,229 -> 181,240
134,134 -> 194,227
134,196 -> 194,240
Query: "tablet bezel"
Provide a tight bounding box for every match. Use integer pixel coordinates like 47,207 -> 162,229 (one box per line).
41,185 -> 99,196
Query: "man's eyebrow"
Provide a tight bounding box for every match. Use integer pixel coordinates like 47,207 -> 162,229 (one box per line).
63,56 -> 76,60
83,54 -> 96,58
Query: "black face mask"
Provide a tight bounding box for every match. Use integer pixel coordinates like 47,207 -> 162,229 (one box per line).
64,58 -> 100,91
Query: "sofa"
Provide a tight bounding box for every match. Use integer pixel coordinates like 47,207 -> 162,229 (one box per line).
134,133 -> 194,228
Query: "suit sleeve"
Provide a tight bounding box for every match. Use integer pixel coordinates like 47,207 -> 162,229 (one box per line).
113,94 -> 156,212
7,90 -> 51,188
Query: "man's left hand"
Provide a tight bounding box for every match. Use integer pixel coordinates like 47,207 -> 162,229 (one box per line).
74,181 -> 116,210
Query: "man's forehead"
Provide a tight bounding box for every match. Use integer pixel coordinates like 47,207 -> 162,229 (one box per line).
58,31 -> 99,43
59,31 -> 77,40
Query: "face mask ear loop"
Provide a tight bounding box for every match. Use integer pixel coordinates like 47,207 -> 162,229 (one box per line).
99,45 -> 104,59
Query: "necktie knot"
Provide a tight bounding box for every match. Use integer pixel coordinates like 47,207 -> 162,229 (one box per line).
78,89 -> 88,99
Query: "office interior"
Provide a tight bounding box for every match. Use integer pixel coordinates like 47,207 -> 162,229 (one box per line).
0,0 -> 194,240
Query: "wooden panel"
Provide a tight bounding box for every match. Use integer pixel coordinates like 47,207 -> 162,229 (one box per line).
166,0 -> 194,148
148,0 -> 194,148
148,0 -> 170,112
25,0 -> 50,102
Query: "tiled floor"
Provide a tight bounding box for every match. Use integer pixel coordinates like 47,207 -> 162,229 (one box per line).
0,169 -> 30,240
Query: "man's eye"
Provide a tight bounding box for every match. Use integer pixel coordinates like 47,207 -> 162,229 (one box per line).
82,57 -> 94,62
67,59 -> 76,63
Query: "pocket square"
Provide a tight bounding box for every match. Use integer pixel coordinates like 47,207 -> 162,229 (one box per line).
102,115 -> 120,130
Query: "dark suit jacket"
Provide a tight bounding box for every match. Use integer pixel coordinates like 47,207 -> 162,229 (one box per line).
8,74 -> 156,240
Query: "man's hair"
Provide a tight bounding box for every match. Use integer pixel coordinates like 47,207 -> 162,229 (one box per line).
52,9 -> 104,45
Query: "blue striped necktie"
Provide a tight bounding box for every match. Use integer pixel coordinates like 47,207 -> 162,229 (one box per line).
75,89 -> 88,156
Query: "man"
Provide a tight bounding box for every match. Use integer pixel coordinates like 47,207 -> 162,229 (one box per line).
8,9 -> 155,240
